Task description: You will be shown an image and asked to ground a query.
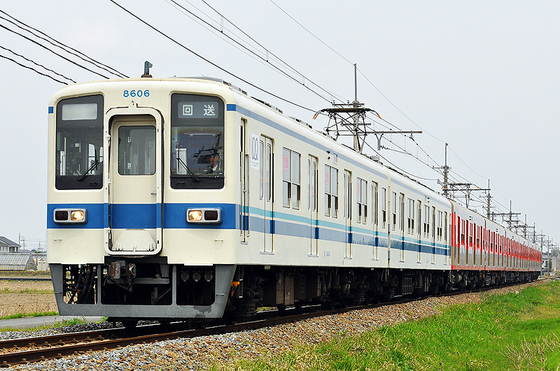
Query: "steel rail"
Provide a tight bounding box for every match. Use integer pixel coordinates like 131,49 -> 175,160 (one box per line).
0,279 -> 545,367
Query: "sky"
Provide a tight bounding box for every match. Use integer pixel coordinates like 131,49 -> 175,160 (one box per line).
0,0 -> 558,251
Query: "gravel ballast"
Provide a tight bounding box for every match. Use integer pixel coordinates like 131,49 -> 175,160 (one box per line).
5,281 -> 546,370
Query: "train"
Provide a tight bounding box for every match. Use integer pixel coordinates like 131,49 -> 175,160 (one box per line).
47,76 -> 542,326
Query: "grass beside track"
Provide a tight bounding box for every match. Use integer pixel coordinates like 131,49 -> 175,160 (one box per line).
214,280 -> 560,370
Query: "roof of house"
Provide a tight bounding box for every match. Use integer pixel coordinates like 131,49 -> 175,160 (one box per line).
0,237 -> 20,248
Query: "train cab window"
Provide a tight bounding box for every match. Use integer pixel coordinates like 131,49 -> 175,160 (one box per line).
55,95 -> 104,190
171,94 -> 224,189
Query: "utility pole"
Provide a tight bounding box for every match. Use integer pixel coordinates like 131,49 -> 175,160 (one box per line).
352,64 -> 360,152
313,64 -> 421,154
434,143 -> 451,198
491,201 -> 520,229
435,145 -> 489,209
486,179 -> 492,219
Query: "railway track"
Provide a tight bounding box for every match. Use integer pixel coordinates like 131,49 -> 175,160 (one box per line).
0,300 -> 402,367
0,280 -> 545,367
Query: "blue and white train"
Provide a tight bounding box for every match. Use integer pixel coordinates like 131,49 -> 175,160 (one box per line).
47,77 -> 541,325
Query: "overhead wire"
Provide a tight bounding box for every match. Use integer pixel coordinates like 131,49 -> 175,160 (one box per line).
268,0 -> 354,66
265,0 -> 453,181
173,0 -> 478,193
167,0 -> 338,105
265,1 -> 497,199
0,23 -> 111,80
0,10 -> 128,78
0,45 -> 75,83
264,3 -> 544,236
109,0 -> 317,113
198,0 -> 346,103
0,53 -> 69,85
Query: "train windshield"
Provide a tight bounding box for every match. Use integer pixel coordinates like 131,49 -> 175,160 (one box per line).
55,95 -> 104,190
171,94 -> 224,189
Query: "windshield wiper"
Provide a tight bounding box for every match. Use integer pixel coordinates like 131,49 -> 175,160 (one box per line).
176,157 -> 200,182
77,159 -> 99,182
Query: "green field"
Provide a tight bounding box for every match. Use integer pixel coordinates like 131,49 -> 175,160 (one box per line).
216,280 -> 560,370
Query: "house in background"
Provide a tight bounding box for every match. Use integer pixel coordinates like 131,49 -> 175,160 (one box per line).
0,237 -> 20,253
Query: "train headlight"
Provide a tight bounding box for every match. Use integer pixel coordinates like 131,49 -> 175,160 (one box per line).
186,208 -> 222,224
70,210 -> 86,222
187,210 -> 203,222
54,208 -> 87,224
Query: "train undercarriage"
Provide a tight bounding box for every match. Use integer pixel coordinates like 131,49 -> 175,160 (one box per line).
50,259 -> 540,326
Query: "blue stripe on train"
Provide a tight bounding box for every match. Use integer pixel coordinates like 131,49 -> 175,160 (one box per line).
47,202 -> 449,256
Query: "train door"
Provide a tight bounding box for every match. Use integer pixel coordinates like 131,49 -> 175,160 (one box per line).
344,170 -> 352,259
473,224 -> 477,267
240,121 -> 249,243
106,111 -> 162,255
431,206 -> 436,264
454,215 -> 461,266
308,156 -> 319,256
261,137 -> 274,253
399,193 -> 405,262
372,182 -> 379,260
417,200 -> 422,263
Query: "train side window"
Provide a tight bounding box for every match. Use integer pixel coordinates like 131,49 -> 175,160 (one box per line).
399,193 -> 405,232
392,192 -> 397,231
283,148 -> 300,209
55,94 -> 104,190
423,205 -> 430,238
266,142 -> 272,202
407,198 -> 414,234
417,200 -> 422,237
372,182 -> 378,226
381,188 -> 387,229
357,178 -> 367,224
259,140 -> 264,200
325,165 -> 338,218
437,210 -> 443,241
308,156 -> 318,212
431,206 -> 436,240
444,212 -> 448,243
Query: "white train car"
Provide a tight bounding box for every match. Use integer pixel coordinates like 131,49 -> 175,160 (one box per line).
47,77 -> 539,324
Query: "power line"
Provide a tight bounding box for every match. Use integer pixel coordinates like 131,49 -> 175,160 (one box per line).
0,22 -> 111,79
0,45 -> 75,83
268,0 -> 354,66
0,10 -> 128,78
168,0 -> 337,104
110,0 -> 317,113
0,53 -> 69,84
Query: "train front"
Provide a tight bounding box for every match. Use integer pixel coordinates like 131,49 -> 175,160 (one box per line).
47,78 -> 238,323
